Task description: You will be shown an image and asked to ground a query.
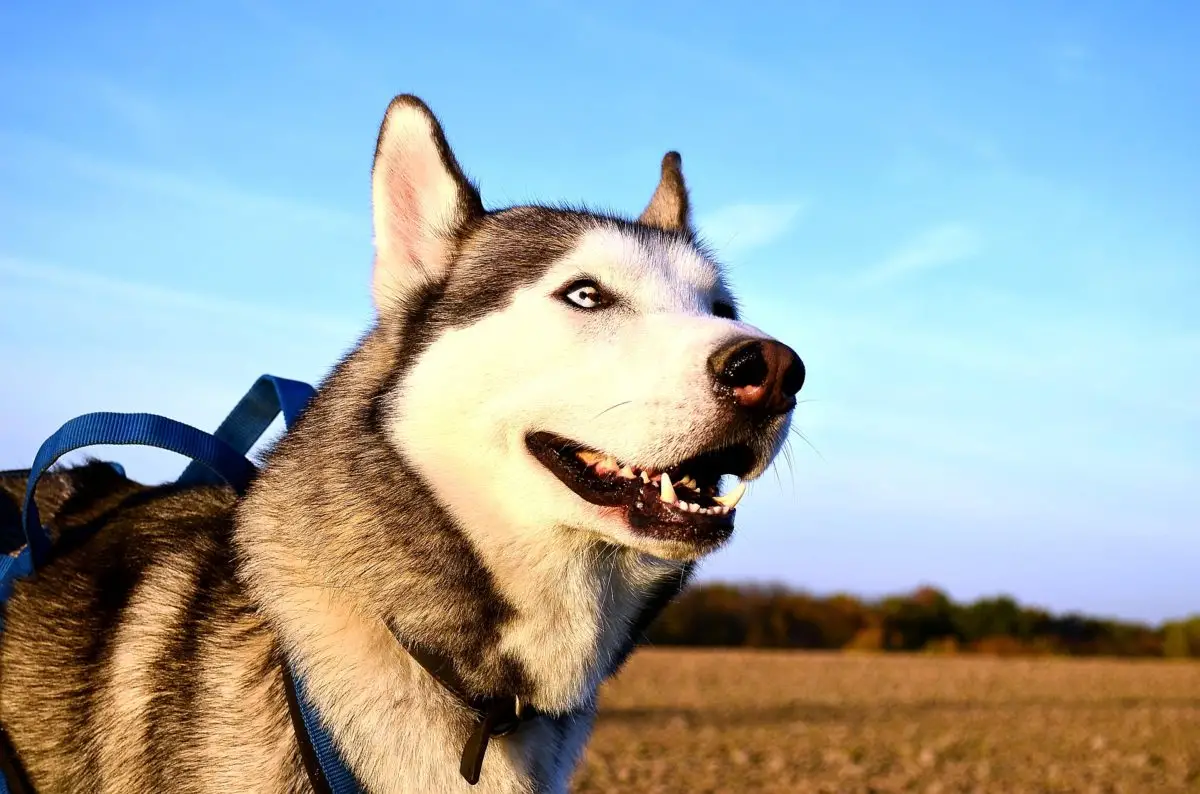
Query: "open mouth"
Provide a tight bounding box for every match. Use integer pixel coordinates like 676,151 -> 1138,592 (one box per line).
526,431 -> 756,545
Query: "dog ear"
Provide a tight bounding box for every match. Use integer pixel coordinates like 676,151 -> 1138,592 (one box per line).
371,95 -> 484,309
638,151 -> 692,235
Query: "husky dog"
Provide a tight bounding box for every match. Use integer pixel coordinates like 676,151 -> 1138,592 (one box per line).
0,95 -> 803,793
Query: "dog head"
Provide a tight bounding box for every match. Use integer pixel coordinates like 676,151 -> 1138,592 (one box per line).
373,96 -> 803,562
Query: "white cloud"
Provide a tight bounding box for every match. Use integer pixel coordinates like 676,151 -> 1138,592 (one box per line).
83,74 -> 169,142
696,201 -> 808,258
0,256 -> 360,338
1047,42 -> 1094,84
857,223 -> 980,287
0,131 -> 361,233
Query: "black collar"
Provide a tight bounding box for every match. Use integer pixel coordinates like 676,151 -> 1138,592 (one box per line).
282,625 -> 541,791
392,629 -> 542,785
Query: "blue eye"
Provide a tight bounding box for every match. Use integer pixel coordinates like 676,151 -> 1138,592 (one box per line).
561,280 -> 606,309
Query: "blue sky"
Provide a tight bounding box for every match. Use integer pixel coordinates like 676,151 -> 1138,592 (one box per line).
1,1 -> 1197,622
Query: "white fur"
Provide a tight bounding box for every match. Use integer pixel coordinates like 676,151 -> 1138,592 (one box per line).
393,225 -> 780,559
386,224 -> 786,729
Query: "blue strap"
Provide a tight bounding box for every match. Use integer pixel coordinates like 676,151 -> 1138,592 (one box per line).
291,669 -> 364,794
178,375 -> 315,487
0,549 -> 34,613
21,412 -> 258,569
1,412 -> 257,620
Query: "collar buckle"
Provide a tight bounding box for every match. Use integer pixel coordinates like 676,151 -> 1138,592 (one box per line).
484,695 -> 523,738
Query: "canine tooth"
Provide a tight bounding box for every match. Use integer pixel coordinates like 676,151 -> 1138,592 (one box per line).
712,481 -> 747,509
660,475 -> 676,504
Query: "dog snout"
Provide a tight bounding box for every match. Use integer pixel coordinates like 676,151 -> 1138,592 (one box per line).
708,337 -> 805,417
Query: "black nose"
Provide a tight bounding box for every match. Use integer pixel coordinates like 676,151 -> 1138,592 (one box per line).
709,338 -> 805,416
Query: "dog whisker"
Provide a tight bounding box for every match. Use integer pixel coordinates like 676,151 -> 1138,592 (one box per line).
788,426 -> 825,462
592,400 -> 633,421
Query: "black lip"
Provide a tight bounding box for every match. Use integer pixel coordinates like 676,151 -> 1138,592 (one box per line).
525,432 -> 753,546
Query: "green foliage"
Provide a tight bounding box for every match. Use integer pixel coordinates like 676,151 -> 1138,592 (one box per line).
1162,617 -> 1200,658
643,583 -> 1184,658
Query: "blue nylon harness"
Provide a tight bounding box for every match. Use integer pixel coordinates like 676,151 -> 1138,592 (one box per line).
0,376 -> 363,794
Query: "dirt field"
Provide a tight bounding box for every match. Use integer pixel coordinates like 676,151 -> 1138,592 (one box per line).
571,649 -> 1200,793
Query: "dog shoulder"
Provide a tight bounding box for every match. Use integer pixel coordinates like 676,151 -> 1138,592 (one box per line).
0,470 -> 267,792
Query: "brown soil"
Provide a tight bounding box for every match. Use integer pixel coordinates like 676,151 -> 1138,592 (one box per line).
572,648 -> 1200,793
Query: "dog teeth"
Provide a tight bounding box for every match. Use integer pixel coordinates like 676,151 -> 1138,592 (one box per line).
575,449 -> 675,488
569,447 -> 741,519
594,456 -> 621,475
660,475 -> 676,504
712,481 -> 747,509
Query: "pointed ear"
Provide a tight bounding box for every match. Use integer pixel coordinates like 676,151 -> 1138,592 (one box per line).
371,95 -> 484,309
637,151 -> 692,234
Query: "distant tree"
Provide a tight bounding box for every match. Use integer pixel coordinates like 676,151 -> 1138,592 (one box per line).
1163,623 -> 1191,658
1189,618 -> 1200,655
879,587 -> 956,651
641,581 -> 1187,659
953,596 -> 1039,643
1163,617 -> 1200,658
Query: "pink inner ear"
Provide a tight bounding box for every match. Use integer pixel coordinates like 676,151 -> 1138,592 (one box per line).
381,140 -> 445,265
390,167 -> 421,261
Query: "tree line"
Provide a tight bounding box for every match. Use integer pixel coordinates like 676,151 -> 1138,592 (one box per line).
643,583 -> 1200,658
